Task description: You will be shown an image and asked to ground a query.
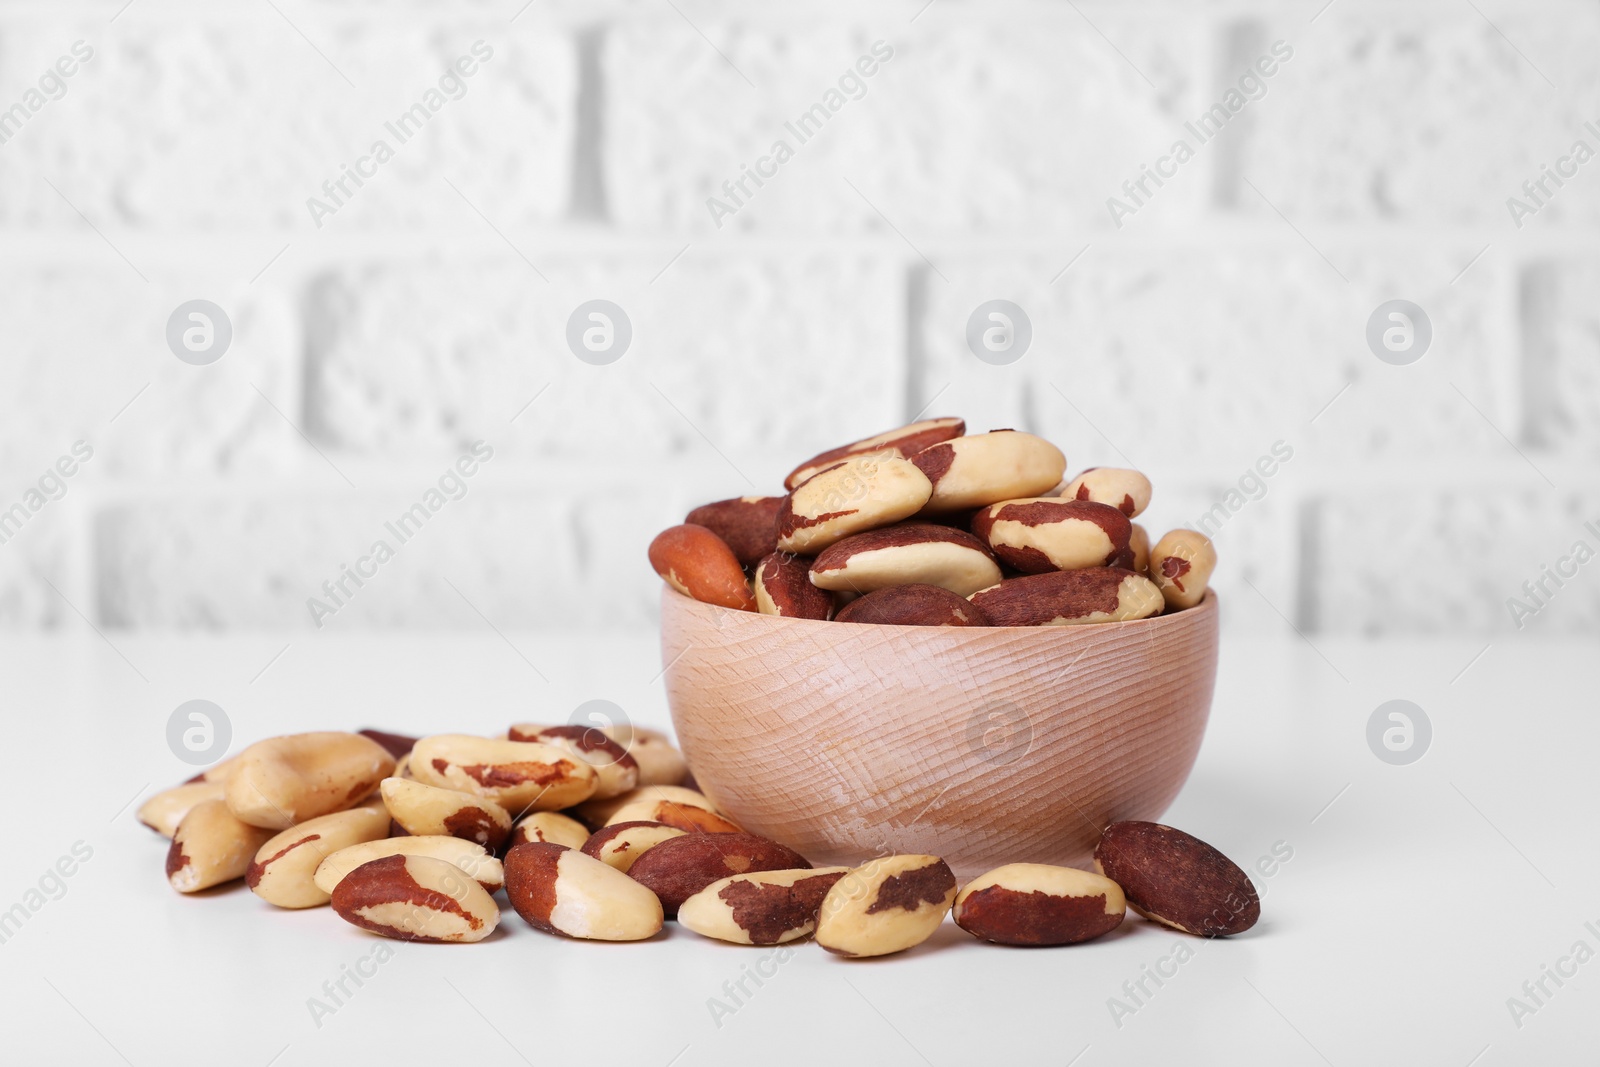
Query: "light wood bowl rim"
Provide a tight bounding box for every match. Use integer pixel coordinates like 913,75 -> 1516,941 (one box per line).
659,582 -> 1218,636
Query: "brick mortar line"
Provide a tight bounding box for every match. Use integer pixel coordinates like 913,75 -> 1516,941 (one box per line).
0,0 -> 1565,17
0,229 -> 1596,258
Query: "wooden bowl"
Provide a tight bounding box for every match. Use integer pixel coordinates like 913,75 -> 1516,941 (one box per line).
660,586 -> 1220,881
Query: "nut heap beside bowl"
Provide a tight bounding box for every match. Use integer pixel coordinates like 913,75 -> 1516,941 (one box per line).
142,725 -> 1259,955
648,417 -> 1217,626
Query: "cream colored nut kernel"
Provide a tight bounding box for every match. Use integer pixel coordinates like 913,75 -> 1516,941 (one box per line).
784,416 -> 965,490
815,855 -> 957,958
1129,523 -> 1150,575
509,811 -> 591,850
605,797 -> 741,834
953,863 -> 1126,946
679,867 -> 851,945
809,524 -> 1001,597
579,821 -> 687,873
192,755 -> 240,783
618,734 -> 689,787
331,854 -> 499,944
313,836 -> 504,896
971,498 -> 1131,574
969,568 -> 1165,626
506,724 -> 639,800
504,842 -> 664,941
139,780 -> 225,838
247,806 -> 391,909
166,799 -> 276,894
409,734 -> 597,814
225,732 -> 396,830
393,753 -> 412,779
1149,529 -> 1217,610
1060,467 -> 1153,518
910,431 -> 1067,513
380,778 -> 512,850
572,784 -> 711,829
775,455 -> 933,555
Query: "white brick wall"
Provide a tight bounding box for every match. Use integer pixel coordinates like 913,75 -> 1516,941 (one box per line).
0,1 -> 1593,636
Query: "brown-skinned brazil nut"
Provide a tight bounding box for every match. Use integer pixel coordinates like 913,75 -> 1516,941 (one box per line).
784,416 -> 965,491
953,863 -> 1126,946
684,496 -> 784,568
970,498 -> 1131,574
834,584 -> 989,626
648,524 -> 756,611
1094,821 -> 1259,937
624,832 -> 811,917
969,567 -> 1164,626
809,524 -> 1001,597
753,552 -> 833,620
330,854 -> 499,943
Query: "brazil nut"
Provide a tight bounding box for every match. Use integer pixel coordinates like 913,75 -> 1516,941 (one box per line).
649,524 -> 756,611
379,777 -> 512,850
953,863 -> 1126,945
1060,467 -> 1153,518
784,416 -> 964,490
1148,529 -> 1217,610
910,431 -> 1066,513
331,854 -> 500,943
684,496 -> 784,568
409,734 -> 598,814
815,855 -> 957,958
774,455 -> 933,555
224,731 -> 395,830
971,498 -> 1131,574
753,553 -> 833,620
969,567 -> 1164,626
809,523 -> 1001,596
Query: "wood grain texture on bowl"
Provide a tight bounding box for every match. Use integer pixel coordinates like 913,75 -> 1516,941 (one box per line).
659,585 -> 1218,881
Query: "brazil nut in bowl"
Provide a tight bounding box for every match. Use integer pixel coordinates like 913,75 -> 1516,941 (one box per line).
649,417 -> 1225,881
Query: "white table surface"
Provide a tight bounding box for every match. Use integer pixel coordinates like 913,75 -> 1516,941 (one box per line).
0,629 -> 1590,1066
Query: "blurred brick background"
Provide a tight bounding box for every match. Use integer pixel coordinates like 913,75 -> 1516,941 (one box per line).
1,0 -> 1596,638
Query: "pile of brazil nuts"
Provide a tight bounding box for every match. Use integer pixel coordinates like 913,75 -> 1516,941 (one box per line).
648,417 -> 1218,625
142,727 -> 1259,950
